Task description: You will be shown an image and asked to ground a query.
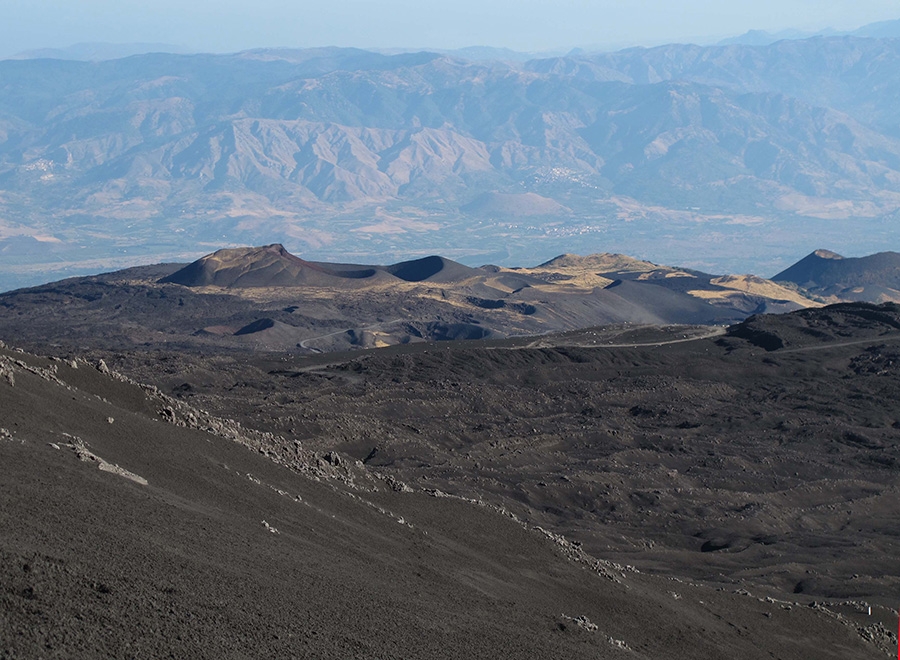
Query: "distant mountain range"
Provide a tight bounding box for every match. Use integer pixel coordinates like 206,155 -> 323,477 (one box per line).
6,42 -> 563,64
1,33 -> 900,291
9,17 -> 900,61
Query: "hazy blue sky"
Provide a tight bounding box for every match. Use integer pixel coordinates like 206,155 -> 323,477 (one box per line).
3,0 -> 899,56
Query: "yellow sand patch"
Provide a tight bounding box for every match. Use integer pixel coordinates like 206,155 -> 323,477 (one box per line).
637,271 -> 695,280
689,275 -> 821,307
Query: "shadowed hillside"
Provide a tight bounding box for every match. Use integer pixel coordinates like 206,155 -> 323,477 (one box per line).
773,250 -> 900,302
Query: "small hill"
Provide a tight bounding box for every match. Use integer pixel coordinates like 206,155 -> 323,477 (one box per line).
383,255 -> 480,283
231,318 -> 309,350
537,253 -> 660,272
773,250 -> 900,302
527,253 -> 815,315
726,301 -> 900,351
523,253 -> 684,289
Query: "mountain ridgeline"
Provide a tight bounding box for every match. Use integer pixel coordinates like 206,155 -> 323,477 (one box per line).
2,36 -> 900,290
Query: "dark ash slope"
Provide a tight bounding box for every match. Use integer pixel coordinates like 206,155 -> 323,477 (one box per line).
1,344 -> 884,658
92,304 -> 900,617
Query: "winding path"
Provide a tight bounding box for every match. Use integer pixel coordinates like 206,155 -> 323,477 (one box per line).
520,325 -> 728,350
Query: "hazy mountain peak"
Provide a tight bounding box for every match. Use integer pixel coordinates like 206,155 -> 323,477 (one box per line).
7,42 -> 193,61
852,18 -> 900,39
717,17 -> 900,47
717,28 -> 828,46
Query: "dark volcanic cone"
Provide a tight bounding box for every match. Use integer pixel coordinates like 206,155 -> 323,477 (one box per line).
384,255 -> 480,283
159,245 -> 480,288
159,244 -> 387,288
774,249 -> 900,301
